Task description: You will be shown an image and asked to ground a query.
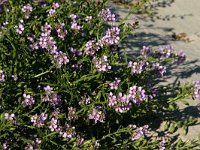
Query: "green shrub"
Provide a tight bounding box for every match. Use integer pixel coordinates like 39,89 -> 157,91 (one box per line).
0,0 -> 199,149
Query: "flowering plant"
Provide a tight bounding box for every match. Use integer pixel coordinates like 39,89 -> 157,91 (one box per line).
0,0 -> 199,149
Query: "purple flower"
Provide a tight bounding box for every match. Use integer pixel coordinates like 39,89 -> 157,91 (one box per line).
108,92 -> 132,113
157,45 -> 174,59
92,56 -> 111,72
22,4 -> 33,13
52,2 -> 60,9
22,93 -> 35,107
128,61 -> 148,74
42,86 -> 61,106
85,16 -> 93,22
22,4 -> 33,19
38,23 -> 57,52
59,124 -> 76,139
15,20 -> 24,35
129,86 -> 147,104
47,9 -> 55,17
4,113 -> 17,124
79,95 -> 90,105
148,89 -> 159,100
70,47 -> 82,57
193,80 -> 200,100
69,14 -> 79,22
0,70 -> 5,82
52,108 -> 61,117
129,124 -> 149,141
99,9 -> 116,22
3,142 -> 9,150
176,50 -> 186,64
71,22 -> 81,31
109,77 -> 121,90
68,107 -> 78,121
153,63 -> 166,77
115,93 -> 132,113
88,106 -> 105,123
102,26 -> 120,45
24,138 -> 42,150
47,2 -> 60,17
41,23 -> 52,35
31,113 -> 48,127
55,23 -> 68,40
84,40 -> 100,56
140,46 -> 151,58
44,85 -> 53,95
49,117 -> 59,132
108,92 -> 118,107
52,51 -> 69,68
30,42 -> 39,50
69,14 -> 81,30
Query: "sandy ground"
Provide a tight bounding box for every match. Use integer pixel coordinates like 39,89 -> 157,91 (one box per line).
109,0 -> 200,141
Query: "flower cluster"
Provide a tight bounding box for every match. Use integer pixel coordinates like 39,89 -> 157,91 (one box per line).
22,93 -> 35,107
47,2 -> 60,17
88,106 -> 105,123
129,124 -> 149,141
70,47 -> 82,57
84,40 -> 100,56
22,4 -> 33,19
4,113 -> 16,123
109,78 -> 121,90
70,14 -> 81,31
129,86 -> 147,104
108,86 -> 147,112
92,56 -> 111,72
193,80 -> 200,100
42,86 -> 61,106
38,23 -> 54,50
52,51 -> 69,68
128,61 -> 148,74
51,108 -> 61,117
157,45 -> 174,59
48,118 -> 77,140
59,124 -> 76,139
0,70 -> 5,82
153,63 -> 166,77
28,34 -> 39,50
31,113 -> 48,127
49,117 -> 59,132
15,19 -> 24,35
102,26 -> 120,45
176,50 -> 186,64
85,16 -> 93,22
68,107 -> 78,121
24,138 -> 41,150
108,92 -> 132,113
99,9 -> 116,22
37,23 -> 69,67
54,23 -> 68,40
79,95 -> 90,105
140,46 -> 151,58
